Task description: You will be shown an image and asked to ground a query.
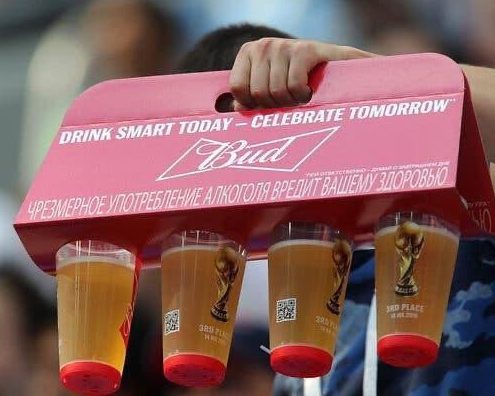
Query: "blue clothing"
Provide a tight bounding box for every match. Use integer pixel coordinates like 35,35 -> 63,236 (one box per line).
274,239 -> 495,395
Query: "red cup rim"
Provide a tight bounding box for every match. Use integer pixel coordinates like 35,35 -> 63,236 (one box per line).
60,361 -> 121,395
270,344 -> 333,378
378,334 -> 439,368
163,354 -> 226,387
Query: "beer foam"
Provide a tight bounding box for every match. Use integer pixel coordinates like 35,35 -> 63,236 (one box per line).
268,239 -> 335,253
56,255 -> 135,270
161,244 -> 220,260
375,225 -> 459,242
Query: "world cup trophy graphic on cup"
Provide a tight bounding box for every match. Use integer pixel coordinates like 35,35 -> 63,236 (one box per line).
327,239 -> 352,315
211,246 -> 240,322
394,221 -> 425,296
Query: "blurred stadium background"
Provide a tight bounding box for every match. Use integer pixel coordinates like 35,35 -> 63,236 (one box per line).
0,1 -> 494,395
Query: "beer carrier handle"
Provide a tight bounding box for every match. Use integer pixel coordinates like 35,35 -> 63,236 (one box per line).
212,64 -> 326,114
62,54 -> 462,127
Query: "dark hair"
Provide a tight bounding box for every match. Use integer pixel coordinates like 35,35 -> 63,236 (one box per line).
0,267 -> 51,339
176,23 -> 293,73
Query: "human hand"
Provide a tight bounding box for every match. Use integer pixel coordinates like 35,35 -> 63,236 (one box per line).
229,38 -> 374,110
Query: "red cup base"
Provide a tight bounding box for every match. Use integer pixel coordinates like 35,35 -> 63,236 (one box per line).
378,334 -> 439,368
163,354 -> 225,387
60,361 -> 121,395
270,345 -> 332,378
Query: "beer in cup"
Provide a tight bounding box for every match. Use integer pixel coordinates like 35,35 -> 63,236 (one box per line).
268,222 -> 353,378
56,240 -> 140,395
161,231 -> 246,387
375,212 -> 459,367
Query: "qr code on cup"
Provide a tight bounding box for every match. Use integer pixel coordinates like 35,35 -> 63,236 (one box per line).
276,298 -> 297,323
164,309 -> 180,335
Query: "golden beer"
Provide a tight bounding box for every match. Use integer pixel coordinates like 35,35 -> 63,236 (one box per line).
161,240 -> 246,387
375,215 -> 459,367
268,230 -> 352,378
56,241 -> 138,395
57,258 -> 135,371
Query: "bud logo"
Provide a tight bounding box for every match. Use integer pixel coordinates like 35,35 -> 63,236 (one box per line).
119,268 -> 139,347
156,126 -> 340,180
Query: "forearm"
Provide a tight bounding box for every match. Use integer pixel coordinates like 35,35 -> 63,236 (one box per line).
461,65 -> 495,162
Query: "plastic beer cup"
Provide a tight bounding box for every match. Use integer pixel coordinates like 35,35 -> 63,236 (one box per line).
375,213 -> 459,367
268,222 -> 353,378
56,240 -> 140,395
161,231 -> 247,387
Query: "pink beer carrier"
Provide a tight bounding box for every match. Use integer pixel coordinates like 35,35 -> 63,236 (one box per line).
14,53 -> 495,272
